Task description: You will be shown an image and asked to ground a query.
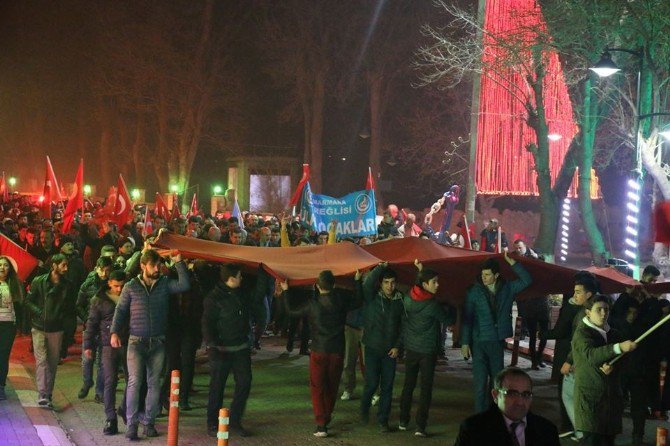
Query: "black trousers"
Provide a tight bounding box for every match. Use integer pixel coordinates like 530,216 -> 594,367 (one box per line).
206,348 -> 252,428
399,350 -> 437,430
0,322 -> 16,387
580,432 -> 615,446
526,318 -> 549,362
101,345 -> 127,420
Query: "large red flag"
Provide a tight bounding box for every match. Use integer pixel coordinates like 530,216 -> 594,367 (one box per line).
170,193 -> 180,221
366,166 -> 376,191
0,233 -> 39,282
0,172 -> 7,203
155,193 -> 170,219
45,156 -> 62,201
61,159 -> 84,234
187,193 -> 198,218
112,175 -> 132,228
288,164 -> 310,208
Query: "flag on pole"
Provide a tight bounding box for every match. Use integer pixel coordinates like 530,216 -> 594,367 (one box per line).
45,156 -> 62,201
232,199 -> 244,230
41,165 -> 53,220
112,174 -> 132,228
0,172 -> 7,203
155,193 -> 170,219
187,193 -> 198,218
365,166 -> 376,191
61,159 -> 84,234
170,193 -> 180,221
142,203 -> 151,237
0,232 -> 39,282
289,164 -> 310,208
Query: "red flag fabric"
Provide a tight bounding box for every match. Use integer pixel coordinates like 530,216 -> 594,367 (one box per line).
61,159 -> 84,234
0,232 -> 39,282
187,193 -> 198,218
366,166 -> 376,191
170,194 -> 180,221
654,202 -> 670,243
0,172 -> 7,203
288,164 -> 310,207
45,156 -> 62,201
112,175 -> 132,228
155,193 -> 170,219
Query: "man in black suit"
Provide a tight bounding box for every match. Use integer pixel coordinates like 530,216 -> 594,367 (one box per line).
454,367 -> 560,446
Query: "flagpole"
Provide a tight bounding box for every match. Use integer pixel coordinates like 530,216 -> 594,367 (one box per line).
463,214 -> 472,249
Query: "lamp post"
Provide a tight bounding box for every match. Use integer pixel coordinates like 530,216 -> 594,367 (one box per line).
591,47 -> 644,277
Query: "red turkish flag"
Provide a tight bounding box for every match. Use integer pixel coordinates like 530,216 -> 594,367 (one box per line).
654,202 -> 670,243
0,232 -> 39,282
170,193 -> 181,221
366,166 -> 376,191
61,159 -> 84,234
289,164 -> 310,208
45,156 -> 62,201
0,172 -> 7,203
112,174 -> 132,228
155,193 -> 170,219
187,193 -> 198,218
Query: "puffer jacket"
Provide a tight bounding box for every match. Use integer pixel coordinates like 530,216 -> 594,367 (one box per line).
76,270 -> 106,321
202,272 -> 267,351
25,273 -> 73,332
111,261 -> 189,338
360,265 -> 404,353
461,262 -> 531,345
83,287 -> 128,349
401,286 -> 455,355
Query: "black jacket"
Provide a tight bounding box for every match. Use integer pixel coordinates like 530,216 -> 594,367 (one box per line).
284,284 -> 363,354
83,288 -> 128,349
360,265 -> 404,353
454,405 -> 560,446
24,273 -> 73,332
76,271 -> 106,321
202,271 -> 267,351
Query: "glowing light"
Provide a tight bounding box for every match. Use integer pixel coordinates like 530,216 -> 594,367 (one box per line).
626,203 -> 639,213
562,210 -> 570,217
562,217 -> 569,223
562,203 -> 570,211
627,215 -> 639,225
560,256 -> 567,261
562,224 -> 569,230
8,177 -> 16,187
563,198 -> 571,204
561,243 -> 568,249
213,185 -> 223,195
38,195 -> 45,203
170,185 -> 179,193
625,238 -> 637,248
625,227 -> 638,236
561,231 -> 569,237
131,189 -> 141,200
83,184 -> 92,195
341,157 -> 347,161
624,249 -> 637,259
627,192 -> 640,201
628,179 -> 641,190
547,133 -> 562,141
560,249 -> 568,255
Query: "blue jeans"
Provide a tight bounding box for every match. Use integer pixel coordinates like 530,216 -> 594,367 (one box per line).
82,343 -> 104,397
472,340 -> 505,413
360,346 -> 396,424
126,335 -> 166,426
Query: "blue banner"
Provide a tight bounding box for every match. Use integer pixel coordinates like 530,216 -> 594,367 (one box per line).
300,183 -> 377,237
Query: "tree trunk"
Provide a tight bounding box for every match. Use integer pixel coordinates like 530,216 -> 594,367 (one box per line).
369,73 -> 384,210
579,77 -> 609,265
309,70 -> 325,193
641,135 -> 670,198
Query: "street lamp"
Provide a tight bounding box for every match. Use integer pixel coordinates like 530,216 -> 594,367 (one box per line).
8,177 -> 16,188
83,184 -> 92,196
591,47 -> 644,277
131,189 -> 141,200
212,185 -> 223,195
170,184 -> 179,193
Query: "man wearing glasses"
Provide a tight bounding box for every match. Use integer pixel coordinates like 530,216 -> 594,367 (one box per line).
454,367 -> 560,446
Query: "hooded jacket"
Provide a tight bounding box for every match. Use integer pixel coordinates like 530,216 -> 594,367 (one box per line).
461,262 -> 531,345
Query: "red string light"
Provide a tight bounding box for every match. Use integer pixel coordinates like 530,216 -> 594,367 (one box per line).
475,0 -> 599,199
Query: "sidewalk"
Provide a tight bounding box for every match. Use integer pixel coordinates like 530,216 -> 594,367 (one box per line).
5,331 -> 668,445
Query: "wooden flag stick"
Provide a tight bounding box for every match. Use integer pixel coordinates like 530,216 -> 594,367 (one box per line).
609,311 -> 670,366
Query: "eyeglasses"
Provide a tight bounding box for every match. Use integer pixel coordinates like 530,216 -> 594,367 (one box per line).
498,388 -> 533,400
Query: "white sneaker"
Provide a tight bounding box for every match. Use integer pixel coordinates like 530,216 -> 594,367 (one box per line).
371,394 -> 380,406
340,391 -> 351,401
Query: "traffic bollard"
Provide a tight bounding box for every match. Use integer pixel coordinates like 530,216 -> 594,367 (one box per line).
167,370 -> 180,446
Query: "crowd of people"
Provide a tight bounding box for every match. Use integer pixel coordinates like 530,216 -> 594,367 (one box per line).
0,192 -> 669,445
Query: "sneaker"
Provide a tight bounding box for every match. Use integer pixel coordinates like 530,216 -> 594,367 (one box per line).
230,423 -> 251,437
143,424 -> 158,437
38,396 -> 49,408
340,391 -> 352,401
313,425 -> 328,438
415,429 -> 428,437
379,422 -> 390,433
398,423 -> 408,431
126,423 -> 139,441
103,418 -> 118,435
371,394 -> 380,406
78,385 -> 91,399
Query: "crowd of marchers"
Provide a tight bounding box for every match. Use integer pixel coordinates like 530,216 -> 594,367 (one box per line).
0,193 -> 669,446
